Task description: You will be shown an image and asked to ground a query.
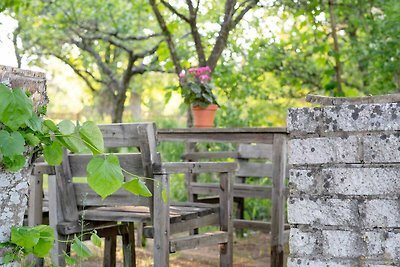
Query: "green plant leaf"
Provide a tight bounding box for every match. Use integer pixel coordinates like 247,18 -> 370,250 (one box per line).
3,155 -> 26,172
79,121 -> 104,155
87,155 -> 124,199
26,113 -> 43,133
162,188 -> 167,203
122,178 -> 152,197
0,130 -> 25,157
43,142 -> 63,166
24,133 -> 41,146
71,236 -> 92,258
3,252 -> 17,264
43,120 -> 58,132
90,232 -> 102,248
11,226 -> 40,249
56,120 -> 85,153
0,85 -> 33,130
32,225 -> 54,257
65,254 -> 78,265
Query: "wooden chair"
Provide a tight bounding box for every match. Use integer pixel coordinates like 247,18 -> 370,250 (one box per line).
48,122 -> 235,267
183,141 -> 288,267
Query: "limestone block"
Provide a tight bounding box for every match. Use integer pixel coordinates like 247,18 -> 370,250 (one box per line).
289,228 -> 318,256
288,103 -> 400,133
362,200 -> 400,228
322,230 -> 363,258
288,197 -> 358,226
290,167 -> 400,196
289,136 -> 359,165
287,258 -> 356,267
363,134 -> 400,163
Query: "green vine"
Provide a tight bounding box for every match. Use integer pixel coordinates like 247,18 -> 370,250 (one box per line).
0,83 -> 166,263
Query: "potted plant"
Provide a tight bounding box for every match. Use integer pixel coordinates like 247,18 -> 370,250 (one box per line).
179,66 -> 218,127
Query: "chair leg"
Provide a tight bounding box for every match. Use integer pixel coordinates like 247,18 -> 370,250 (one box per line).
122,223 -> 136,267
51,235 -> 68,267
135,222 -> 144,248
103,235 -> 117,267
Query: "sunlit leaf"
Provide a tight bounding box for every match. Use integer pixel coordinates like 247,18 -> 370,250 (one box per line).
122,178 -> 152,197
87,155 -> 124,199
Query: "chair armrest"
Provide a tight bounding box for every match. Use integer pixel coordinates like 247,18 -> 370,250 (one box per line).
161,162 -> 237,174
33,162 -> 55,175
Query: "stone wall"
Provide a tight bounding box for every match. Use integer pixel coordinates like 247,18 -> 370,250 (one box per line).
287,102 -> 400,267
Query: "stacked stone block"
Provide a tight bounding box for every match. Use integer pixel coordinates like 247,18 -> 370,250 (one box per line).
287,102 -> 400,267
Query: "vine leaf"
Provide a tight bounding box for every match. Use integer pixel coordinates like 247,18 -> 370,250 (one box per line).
26,113 -> 43,133
11,226 -> 40,249
90,231 -> 102,248
0,85 -> 32,130
79,121 -> 104,155
32,225 -> 54,257
0,130 -> 25,157
3,155 -> 26,172
122,178 -> 152,197
43,142 -> 63,166
56,120 -> 85,153
71,236 -> 92,258
87,155 -> 124,199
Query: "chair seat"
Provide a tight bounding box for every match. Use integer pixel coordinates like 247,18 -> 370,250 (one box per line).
80,202 -> 219,225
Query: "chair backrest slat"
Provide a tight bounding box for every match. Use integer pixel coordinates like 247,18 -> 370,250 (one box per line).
99,123 -> 148,148
55,122 -> 159,214
74,184 -> 151,207
68,153 -> 145,178
238,144 -> 273,160
236,162 -> 273,178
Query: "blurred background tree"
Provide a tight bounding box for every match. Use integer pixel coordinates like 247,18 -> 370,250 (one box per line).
1,0 -> 399,209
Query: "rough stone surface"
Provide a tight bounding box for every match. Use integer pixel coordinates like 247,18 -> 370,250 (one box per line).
0,66 -> 47,266
362,200 -> 400,228
363,134 -> 400,163
288,103 -> 400,133
0,65 -> 48,112
288,197 -> 358,226
290,167 -> 400,196
288,100 -> 400,265
0,169 -> 29,237
289,136 -> 360,165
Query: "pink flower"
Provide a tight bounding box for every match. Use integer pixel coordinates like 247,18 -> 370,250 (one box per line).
179,70 -> 186,78
188,68 -> 196,73
199,74 -> 211,82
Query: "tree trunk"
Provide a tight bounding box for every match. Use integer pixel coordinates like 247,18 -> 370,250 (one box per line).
111,91 -> 128,123
328,0 -> 344,96
130,92 -> 142,121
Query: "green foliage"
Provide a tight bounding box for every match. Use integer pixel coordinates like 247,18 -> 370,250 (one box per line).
0,225 -> 54,264
86,155 -> 124,199
79,121 -> 105,155
0,84 -> 33,131
0,82 -> 153,204
123,178 -> 152,197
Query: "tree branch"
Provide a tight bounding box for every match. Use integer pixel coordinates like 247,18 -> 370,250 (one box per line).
232,0 -> 259,28
73,40 -> 120,87
149,0 -> 182,75
160,0 -> 190,23
186,0 -> 206,65
206,0 -> 236,70
52,54 -> 98,92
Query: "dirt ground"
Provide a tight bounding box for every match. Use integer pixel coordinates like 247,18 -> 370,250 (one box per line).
76,232 -> 288,267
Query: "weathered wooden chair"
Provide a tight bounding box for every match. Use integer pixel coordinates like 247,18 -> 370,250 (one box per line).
48,122 -> 235,267
183,141 -> 288,266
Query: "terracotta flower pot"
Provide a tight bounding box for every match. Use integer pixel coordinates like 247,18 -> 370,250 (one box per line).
191,104 -> 218,128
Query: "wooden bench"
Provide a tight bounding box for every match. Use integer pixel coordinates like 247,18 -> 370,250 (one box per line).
35,123 -> 235,267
